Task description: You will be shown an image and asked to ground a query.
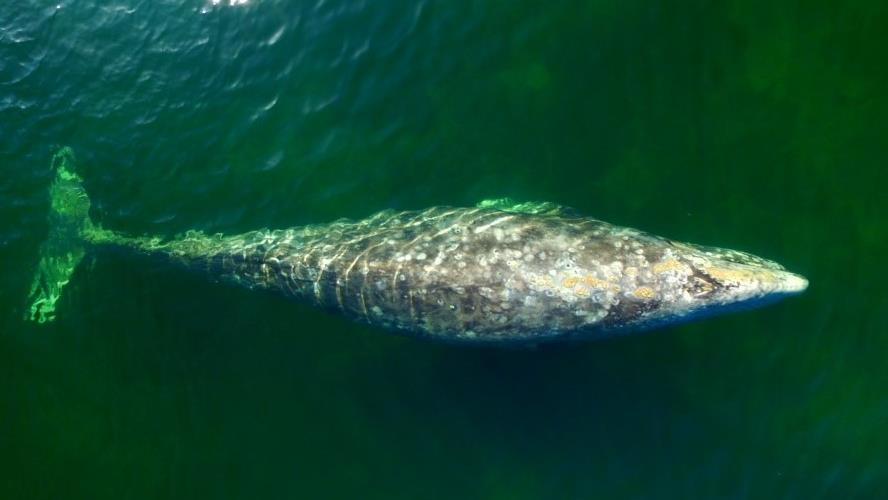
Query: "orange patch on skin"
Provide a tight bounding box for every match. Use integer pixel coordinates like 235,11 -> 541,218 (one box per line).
653,258 -> 685,274
583,275 -> 609,288
705,266 -> 757,283
585,275 -> 620,291
562,276 -> 579,288
633,286 -> 655,299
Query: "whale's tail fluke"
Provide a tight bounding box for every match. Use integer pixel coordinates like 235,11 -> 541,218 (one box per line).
25,147 -> 93,323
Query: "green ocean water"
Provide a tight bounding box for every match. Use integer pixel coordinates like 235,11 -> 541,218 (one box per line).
2,1 -> 886,498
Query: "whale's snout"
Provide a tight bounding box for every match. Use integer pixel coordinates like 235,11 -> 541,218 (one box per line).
687,249 -> 809,313
640,241 -> 810,326
774,271 -> 809,295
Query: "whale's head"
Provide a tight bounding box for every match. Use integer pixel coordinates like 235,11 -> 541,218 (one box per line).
597,235 -> 809,333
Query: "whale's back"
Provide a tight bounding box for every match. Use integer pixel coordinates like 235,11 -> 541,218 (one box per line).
220,206 -> 619,343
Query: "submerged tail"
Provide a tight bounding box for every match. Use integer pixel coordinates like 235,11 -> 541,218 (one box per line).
25,147 -> 93,323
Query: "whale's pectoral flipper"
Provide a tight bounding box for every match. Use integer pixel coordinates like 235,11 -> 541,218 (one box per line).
25,147 -> 93,323
476,198 -> 580,217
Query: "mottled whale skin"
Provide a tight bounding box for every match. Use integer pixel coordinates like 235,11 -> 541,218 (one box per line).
83,199 -> 808,344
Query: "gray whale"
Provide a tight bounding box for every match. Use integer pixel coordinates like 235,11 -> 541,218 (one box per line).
27,149 -> 808,345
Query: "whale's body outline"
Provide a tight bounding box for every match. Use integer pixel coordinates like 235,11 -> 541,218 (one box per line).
25,149 -> 808,344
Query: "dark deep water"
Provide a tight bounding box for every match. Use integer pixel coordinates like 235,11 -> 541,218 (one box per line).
2,1 -> 887,498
